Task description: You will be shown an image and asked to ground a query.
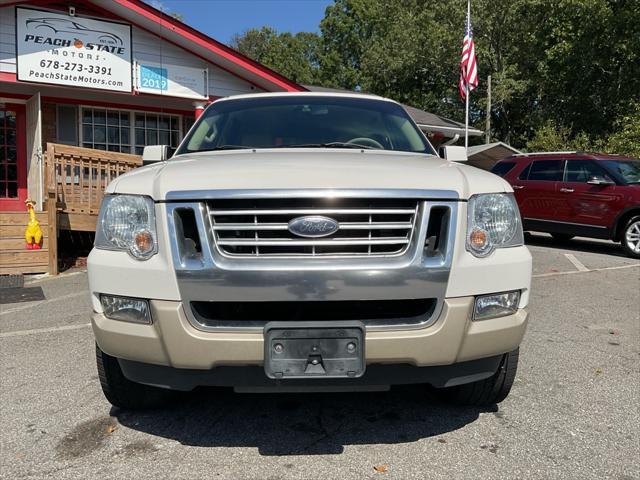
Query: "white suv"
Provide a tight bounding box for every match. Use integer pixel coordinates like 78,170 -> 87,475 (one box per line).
88,93 -> 531,409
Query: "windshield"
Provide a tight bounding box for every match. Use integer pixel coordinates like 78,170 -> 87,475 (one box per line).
175,95 -> 436,155
601,159 -> 640,184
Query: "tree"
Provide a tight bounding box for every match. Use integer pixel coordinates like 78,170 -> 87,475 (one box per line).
231,27 -> 321,84
317,0 -> 465,119
525,121 -> 593,152
604,103 -> 640,158
316,0 -> 378,89
515,0 -> 640,140
230,0 -> 640,150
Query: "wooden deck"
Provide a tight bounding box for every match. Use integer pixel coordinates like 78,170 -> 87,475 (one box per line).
46,143 -> 143,232
0,144 -> 142,276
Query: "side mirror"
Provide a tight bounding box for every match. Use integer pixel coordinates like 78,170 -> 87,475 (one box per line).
142,145 -> 169,165
586,175 -> 615,186
439,145 -> 468,162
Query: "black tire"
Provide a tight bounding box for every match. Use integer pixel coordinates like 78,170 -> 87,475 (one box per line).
435,348 -> 519,406
620,215 -> 640,259
96,344 -> 178,410
551,233 -> 574,242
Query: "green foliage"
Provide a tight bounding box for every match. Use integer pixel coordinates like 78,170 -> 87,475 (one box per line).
231,27 -> 321,84
603,104 -> 640,158
525,121 -> 594,153
526,121 -> 574,152
526,104 -> 640,158
230,0 -> 640,151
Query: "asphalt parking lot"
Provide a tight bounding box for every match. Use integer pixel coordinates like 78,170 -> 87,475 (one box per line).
1,234 -> 639,480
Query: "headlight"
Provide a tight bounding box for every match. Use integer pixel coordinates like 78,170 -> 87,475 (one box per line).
95,195 -> 157,260
466,193 -> 524,257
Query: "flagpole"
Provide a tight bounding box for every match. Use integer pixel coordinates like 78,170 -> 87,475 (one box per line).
465,85 -> 469,153
464,0 -> 471,153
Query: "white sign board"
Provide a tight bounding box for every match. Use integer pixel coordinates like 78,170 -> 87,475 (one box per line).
135,62 -> 207,100
16,7 -> 132,92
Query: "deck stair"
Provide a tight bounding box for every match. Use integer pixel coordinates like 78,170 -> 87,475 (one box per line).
1,144 -> 141,276
0,211 -> 50,275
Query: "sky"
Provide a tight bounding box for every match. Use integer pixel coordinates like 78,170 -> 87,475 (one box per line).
146,0 -> 333,45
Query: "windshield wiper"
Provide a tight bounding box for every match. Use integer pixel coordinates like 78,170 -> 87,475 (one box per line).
194,142 -> 379,153
198,145 -> 255,152
276,142 -> 377,150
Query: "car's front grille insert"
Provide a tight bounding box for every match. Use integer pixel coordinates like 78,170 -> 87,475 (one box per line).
190,298 -> 437,329
424,206 -> 450,257
207,198 -> 419,257
174,207 -> 202,259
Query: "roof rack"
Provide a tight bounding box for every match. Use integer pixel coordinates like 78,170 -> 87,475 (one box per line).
512,151 -> 585,157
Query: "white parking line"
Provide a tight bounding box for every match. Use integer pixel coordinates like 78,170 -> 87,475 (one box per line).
0,323 -> 91,338
25,269 -> 87,285
0,291 -> 88,316
533,263 -> 640,278
564,253 -> 590,272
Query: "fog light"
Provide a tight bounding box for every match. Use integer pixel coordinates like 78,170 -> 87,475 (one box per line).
473,291 -> 520,320
100,294 -> 151,324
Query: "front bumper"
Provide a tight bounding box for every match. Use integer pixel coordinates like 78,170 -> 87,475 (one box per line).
92,296 -> 528,373
117,356 -> 505,391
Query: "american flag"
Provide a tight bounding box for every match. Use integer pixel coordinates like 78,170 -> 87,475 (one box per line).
459,5 -> 478,100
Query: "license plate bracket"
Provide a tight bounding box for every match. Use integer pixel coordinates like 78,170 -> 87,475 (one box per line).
264,321 -> 365,380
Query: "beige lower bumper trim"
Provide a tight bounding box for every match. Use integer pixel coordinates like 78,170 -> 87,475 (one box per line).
92,297 -> 528,369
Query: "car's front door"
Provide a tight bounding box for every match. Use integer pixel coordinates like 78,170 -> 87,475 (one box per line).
514,159 -> 565,222
555,159 -> 625,232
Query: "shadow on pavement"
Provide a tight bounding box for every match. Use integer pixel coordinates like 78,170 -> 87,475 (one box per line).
525,232 -> 626,258
113,386 -> 493,456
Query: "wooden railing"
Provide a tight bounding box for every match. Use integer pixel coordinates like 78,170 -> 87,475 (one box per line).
45,143 -> 143,215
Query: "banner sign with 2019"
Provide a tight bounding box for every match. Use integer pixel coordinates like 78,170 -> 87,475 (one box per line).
16,7 -> 132,92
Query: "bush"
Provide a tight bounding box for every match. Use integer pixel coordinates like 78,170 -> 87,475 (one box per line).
603,104 -> 640,158
524,114 -> 640,158
525,121 -> 594,153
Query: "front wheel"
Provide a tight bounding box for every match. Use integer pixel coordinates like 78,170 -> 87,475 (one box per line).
96,344 -> 179,410
621,216 -> 640,259
434,348 -> 519,406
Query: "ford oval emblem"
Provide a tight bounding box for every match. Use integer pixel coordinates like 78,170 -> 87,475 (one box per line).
288,216 -> 339,238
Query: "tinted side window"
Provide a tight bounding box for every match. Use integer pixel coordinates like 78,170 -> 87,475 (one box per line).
491,162 -> 516,177
565,160 -> 607,182
518,163 -> 532,180
527,160 -> 565,181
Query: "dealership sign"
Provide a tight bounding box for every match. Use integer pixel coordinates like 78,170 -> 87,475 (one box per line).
16,7 -> 132,92
136,63 -> 208,99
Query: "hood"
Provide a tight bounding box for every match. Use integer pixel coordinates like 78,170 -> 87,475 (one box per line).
107,149 -> 512,200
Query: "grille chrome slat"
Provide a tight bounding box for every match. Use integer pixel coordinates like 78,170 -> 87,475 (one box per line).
212,222 -> 413,231
209,208 -> 416,216
217,237 -> 410,247
208,198 -> 419,258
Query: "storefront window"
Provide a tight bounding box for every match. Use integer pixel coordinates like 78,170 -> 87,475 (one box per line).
134,113 -> 181,155
82,108 -> 131,153
57,105 -> 78,146
79,108 -> 181,155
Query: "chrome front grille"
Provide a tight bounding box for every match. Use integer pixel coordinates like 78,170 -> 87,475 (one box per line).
207,198 -> 420,257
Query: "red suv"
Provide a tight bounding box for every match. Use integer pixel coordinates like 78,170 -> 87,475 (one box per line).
491,152 -> 640,258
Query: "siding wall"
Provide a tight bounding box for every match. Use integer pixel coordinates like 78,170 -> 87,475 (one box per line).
0,5 -> 263,97
0,6 -> 15,75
